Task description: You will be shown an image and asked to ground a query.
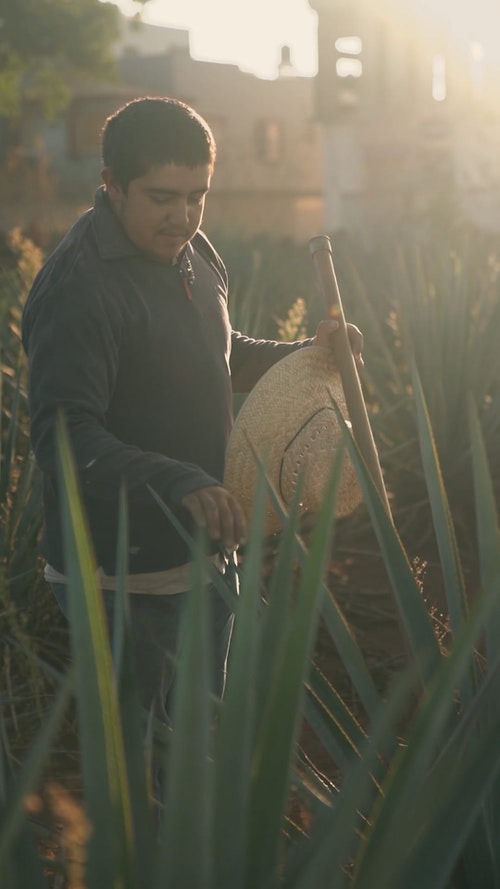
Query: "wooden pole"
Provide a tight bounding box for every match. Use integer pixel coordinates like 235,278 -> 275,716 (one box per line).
309,235 -> 393,520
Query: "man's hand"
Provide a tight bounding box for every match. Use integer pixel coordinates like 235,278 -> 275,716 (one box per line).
181,485 -> 247,552
313,319 -> 364,370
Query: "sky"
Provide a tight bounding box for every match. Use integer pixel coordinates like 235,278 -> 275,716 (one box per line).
105,0 -> 500,79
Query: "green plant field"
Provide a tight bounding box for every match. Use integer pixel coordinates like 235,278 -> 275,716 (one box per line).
1,222 -> 500,887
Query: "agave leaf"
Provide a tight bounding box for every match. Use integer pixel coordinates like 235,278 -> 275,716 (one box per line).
245,440 -> 391,789
354,658 -> 500,889
112,484 -> 131,675
112,485 -> 155,883
343,255 -> 406,408
334,402 -> 443,687
251,446 -> 383,722
410,359 -> 478,711
286,667 -> 419,889
411,359 -> 469,631
56,414 -> 135,889
254,455 -> 306,720
466,398 -> 500,880
2,820 -> 49,889
352,564 -> 500,888
245,447 -> 345,889
303,666 -> 367,772
154,533 -> 214,889
317,589 -> 382,723
291,616 -> 492,889
468,396 -> 500,657
212,463 -> 268,887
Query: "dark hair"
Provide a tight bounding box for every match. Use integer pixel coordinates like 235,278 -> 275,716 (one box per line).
101,97 -> 216,190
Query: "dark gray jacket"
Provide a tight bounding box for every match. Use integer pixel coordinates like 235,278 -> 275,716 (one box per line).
22,188 -> 304,574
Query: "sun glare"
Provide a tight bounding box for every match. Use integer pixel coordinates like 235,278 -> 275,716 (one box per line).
410,0 -> 500,64
105,0 -> 500,80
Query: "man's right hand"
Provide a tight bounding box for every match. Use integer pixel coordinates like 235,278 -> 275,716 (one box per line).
180,485 -> 247,552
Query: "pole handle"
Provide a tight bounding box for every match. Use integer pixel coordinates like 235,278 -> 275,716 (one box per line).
309,235 -> 392,519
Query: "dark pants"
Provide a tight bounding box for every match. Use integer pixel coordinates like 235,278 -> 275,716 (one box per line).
50,577 -> 236,726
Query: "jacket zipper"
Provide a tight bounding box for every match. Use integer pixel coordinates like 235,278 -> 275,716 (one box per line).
179,256 -> 195,301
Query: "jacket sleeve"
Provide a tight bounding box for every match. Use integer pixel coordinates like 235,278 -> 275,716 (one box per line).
193,231 -> 312,394
22,277 -> 220,508
230,329 -> 313,393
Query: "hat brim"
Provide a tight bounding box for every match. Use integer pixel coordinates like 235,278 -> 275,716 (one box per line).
224,345 -> 363,535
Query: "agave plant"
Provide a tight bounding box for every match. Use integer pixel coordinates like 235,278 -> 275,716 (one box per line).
331,225 -> 500,562
2,221 -> 500,887
0,228 -> 45,601
1,351 -> 500,888
217,233 -> 321,340
0,230 -> 66,792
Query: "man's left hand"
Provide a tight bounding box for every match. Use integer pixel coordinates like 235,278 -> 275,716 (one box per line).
313,319 -> 364,370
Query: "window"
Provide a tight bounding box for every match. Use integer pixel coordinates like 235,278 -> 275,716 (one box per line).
336,57 -> 363,78
335,35 -> 363,79
335,36 -> 362,56
335,35 -> 363,108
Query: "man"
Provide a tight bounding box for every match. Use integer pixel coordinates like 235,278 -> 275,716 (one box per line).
22,97 -> 362,722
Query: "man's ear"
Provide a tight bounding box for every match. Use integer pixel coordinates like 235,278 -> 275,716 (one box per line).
101,167 -> 122,202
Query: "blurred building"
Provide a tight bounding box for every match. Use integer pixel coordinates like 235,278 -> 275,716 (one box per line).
308,0 -> 500,240
0,18 -> 324,244
1,4 -> 500,243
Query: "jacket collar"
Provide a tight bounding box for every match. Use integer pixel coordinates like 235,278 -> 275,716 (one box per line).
91,186 -> 143,260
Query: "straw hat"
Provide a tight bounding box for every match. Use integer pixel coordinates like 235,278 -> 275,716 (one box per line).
224,345 -> 363,536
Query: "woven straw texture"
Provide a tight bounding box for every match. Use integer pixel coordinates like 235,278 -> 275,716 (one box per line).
224,346 -> 363,536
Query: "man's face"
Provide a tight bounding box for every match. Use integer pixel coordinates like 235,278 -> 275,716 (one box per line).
103,163 -> 212,262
